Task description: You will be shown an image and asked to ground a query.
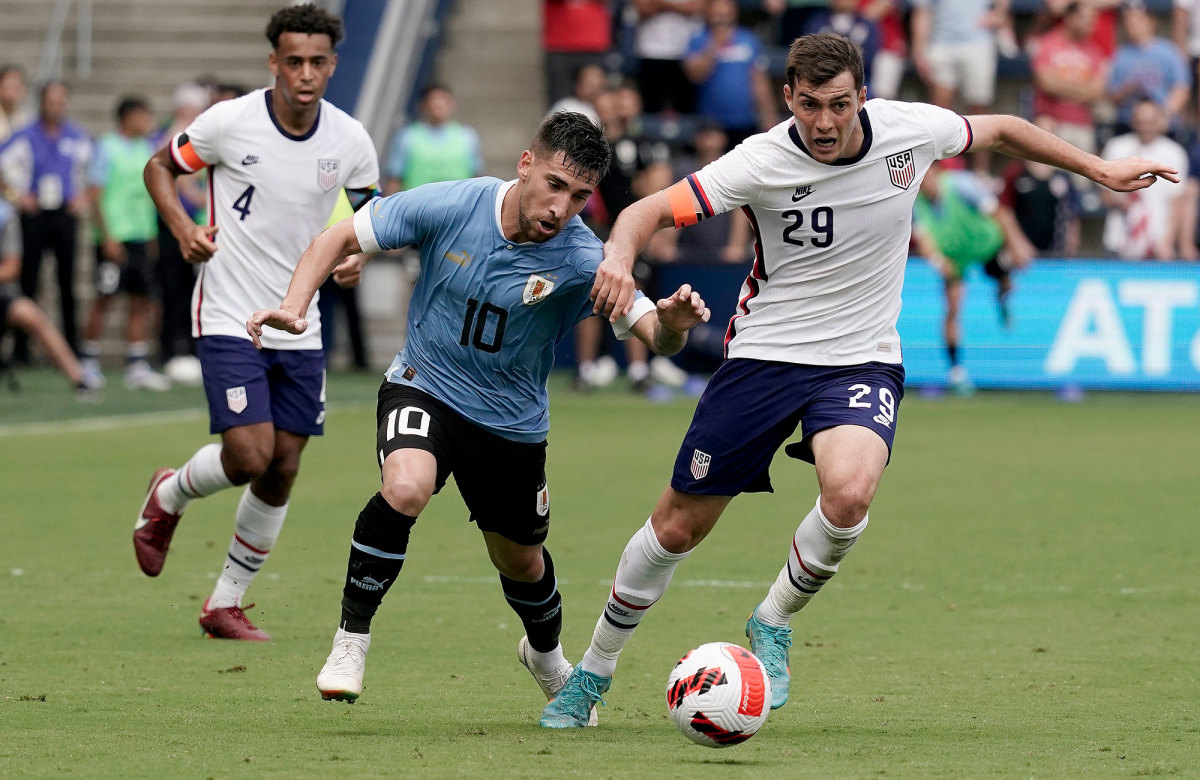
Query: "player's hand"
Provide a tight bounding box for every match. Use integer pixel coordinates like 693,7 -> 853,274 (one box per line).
180,224 -> 219,264
656,284 -> 711,334
332,253 -> 367,288
591,253 -> 637,321
246,307 -> 307,349
1097,157 -> 1181,192
101,239 -> 127,265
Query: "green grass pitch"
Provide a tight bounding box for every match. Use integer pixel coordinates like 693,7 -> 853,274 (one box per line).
1,370 -> 1197,778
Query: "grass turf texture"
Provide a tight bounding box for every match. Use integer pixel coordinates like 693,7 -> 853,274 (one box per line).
1,369 -> 1197,778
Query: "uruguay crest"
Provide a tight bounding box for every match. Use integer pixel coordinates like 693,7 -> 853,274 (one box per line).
690,449 -> 712,480
317,158 -> 340,192
886,149 -> 915,190
522,274 -> 555,305
226,386 -> 248,414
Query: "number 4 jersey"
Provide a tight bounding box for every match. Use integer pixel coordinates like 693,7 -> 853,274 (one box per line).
169,88 -> 379,349
687,99 -> 971,366
354,177 -> 653,442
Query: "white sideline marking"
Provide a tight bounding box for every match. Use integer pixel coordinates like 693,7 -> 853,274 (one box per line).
0,408 -> 207,437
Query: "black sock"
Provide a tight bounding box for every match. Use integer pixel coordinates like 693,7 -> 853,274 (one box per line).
340,492 -> 416,634
500,547 -> 562,653
946,342 -> 959,367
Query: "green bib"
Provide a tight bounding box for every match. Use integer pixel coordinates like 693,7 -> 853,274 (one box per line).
95,133 -> 157,243
914,173 -> 1004,272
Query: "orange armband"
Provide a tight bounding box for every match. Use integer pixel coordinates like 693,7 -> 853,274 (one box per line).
666,180 -> 702,229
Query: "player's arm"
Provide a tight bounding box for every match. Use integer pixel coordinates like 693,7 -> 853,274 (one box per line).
966,114 -> 1181,192
246,217 -> 362,348
595,179 -> 704,320
144,144 -> 217,263
328,185 -> 381,288
627,284 -> 711,357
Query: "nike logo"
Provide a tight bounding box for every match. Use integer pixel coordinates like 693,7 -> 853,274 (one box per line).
241,155 -> 260,166
791,185 -> 814,202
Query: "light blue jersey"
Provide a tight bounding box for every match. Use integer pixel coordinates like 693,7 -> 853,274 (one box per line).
353,177 -> 647,442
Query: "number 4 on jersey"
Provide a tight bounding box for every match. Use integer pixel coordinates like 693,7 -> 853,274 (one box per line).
232,185 -> 255,221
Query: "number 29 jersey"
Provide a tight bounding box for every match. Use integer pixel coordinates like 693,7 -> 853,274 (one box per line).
688,99 -> 971,366
169,88 -> 379,349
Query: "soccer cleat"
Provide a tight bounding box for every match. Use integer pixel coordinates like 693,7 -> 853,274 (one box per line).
947,365 -> 975,397
124,361 -> 171,391
198,600 -> 272,641
539,667 -> 610,728
133,468 -> 182,577
317,627 -> 371,702
746,611 -> 792,709
518,637 -> 598,726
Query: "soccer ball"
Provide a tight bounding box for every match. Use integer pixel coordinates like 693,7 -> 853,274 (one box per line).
665,642 -> 770,748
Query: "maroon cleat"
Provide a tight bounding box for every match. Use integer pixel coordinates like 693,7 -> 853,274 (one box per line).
134,468 -> 182,577
198,600 -> 272,641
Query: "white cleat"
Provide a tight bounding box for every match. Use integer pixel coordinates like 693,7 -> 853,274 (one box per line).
124,361 -> 172,391
317,627 -> 370,703
518,636 -> 597,726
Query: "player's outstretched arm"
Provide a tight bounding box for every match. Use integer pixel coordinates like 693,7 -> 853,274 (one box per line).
594,189 -> 676,321
967,114 -> 1180,192
246,217 -> 362,348
629,283 -> 711,357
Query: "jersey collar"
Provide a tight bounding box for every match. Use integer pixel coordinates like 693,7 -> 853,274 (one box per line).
787,107 -> 873,166
495,179 -> 538,245
264,89 -> 321,142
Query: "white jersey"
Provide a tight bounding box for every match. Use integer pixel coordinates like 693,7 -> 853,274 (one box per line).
689,99 -> 971,366
169,88 -> 379,349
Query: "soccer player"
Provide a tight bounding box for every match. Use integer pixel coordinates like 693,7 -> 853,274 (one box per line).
245,111 -> 710,713
541,33 -> 1179,727
136,3 -> 380,641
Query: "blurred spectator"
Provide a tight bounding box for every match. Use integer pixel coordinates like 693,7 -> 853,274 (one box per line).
384,85 -> 483,195
1033,0 -> 1121,57
1030,1 -> 1110,192
1174,0 -> 1200,116
1101,98 -> 1189,259
1107,1 -> 1191,133
0,65 -> 30,143
80,97 -> 169,391
0,81 -> 91,362
684,0 -> 780,146
214,83 -> 247,102
576,87 -> 674,391
656,122 -> 752,265
999,117 -> 1083,256
859,0 -> 908,99
547,62 -> 608,125
763,0 -> 829,46
631,0 -> 704,114
912,160 -> 1034,394
1181,131 -> 1200,259
543,0 -> 613,106
910,0 -> 1011,113
154,83 -> 209,376
803,0 -> 882,97
0,197 -> 98,398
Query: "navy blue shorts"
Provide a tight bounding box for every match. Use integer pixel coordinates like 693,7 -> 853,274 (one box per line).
671,359 -> 905,496
195,335 -> 326,436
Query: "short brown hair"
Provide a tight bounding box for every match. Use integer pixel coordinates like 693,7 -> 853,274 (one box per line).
785,33 -> 864,91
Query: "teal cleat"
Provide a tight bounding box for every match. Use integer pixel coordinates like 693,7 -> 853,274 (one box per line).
746,609 -> 792,709
539,667 -> 609,728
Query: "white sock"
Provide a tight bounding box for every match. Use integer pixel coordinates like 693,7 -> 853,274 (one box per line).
528,643 -> 568,674
156,443 -> 233,514
755,496 -> 868,627
208,488 -> 287,609
580,519 -> 690,678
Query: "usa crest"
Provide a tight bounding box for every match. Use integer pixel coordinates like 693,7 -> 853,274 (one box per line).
886,149 -> 915,190
317,158 -> 340,192
690,449 -> 712,480
226,386 -> 247,414
522,274 -> 555,305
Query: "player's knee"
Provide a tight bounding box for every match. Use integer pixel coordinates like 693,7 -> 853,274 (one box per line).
380,476 -> 433,517
820,482 -> 874,527
495,549 -> 545,582
652,515 -> 701,554
222,443 -> 273,484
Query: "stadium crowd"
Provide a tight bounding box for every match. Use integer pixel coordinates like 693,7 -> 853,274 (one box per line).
1,0 -> 1198,399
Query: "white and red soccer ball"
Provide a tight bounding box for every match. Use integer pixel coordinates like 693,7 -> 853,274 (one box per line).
665,642 -> 771,747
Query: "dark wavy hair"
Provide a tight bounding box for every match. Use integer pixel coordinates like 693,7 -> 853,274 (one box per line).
265,3 -> 344,49
785,33 -> 865,91
532,111 -> 611,183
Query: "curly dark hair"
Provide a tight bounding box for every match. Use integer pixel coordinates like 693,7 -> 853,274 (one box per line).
785,33 -> 864,91
532,111 -> 611,183
265,3 -> 344,49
